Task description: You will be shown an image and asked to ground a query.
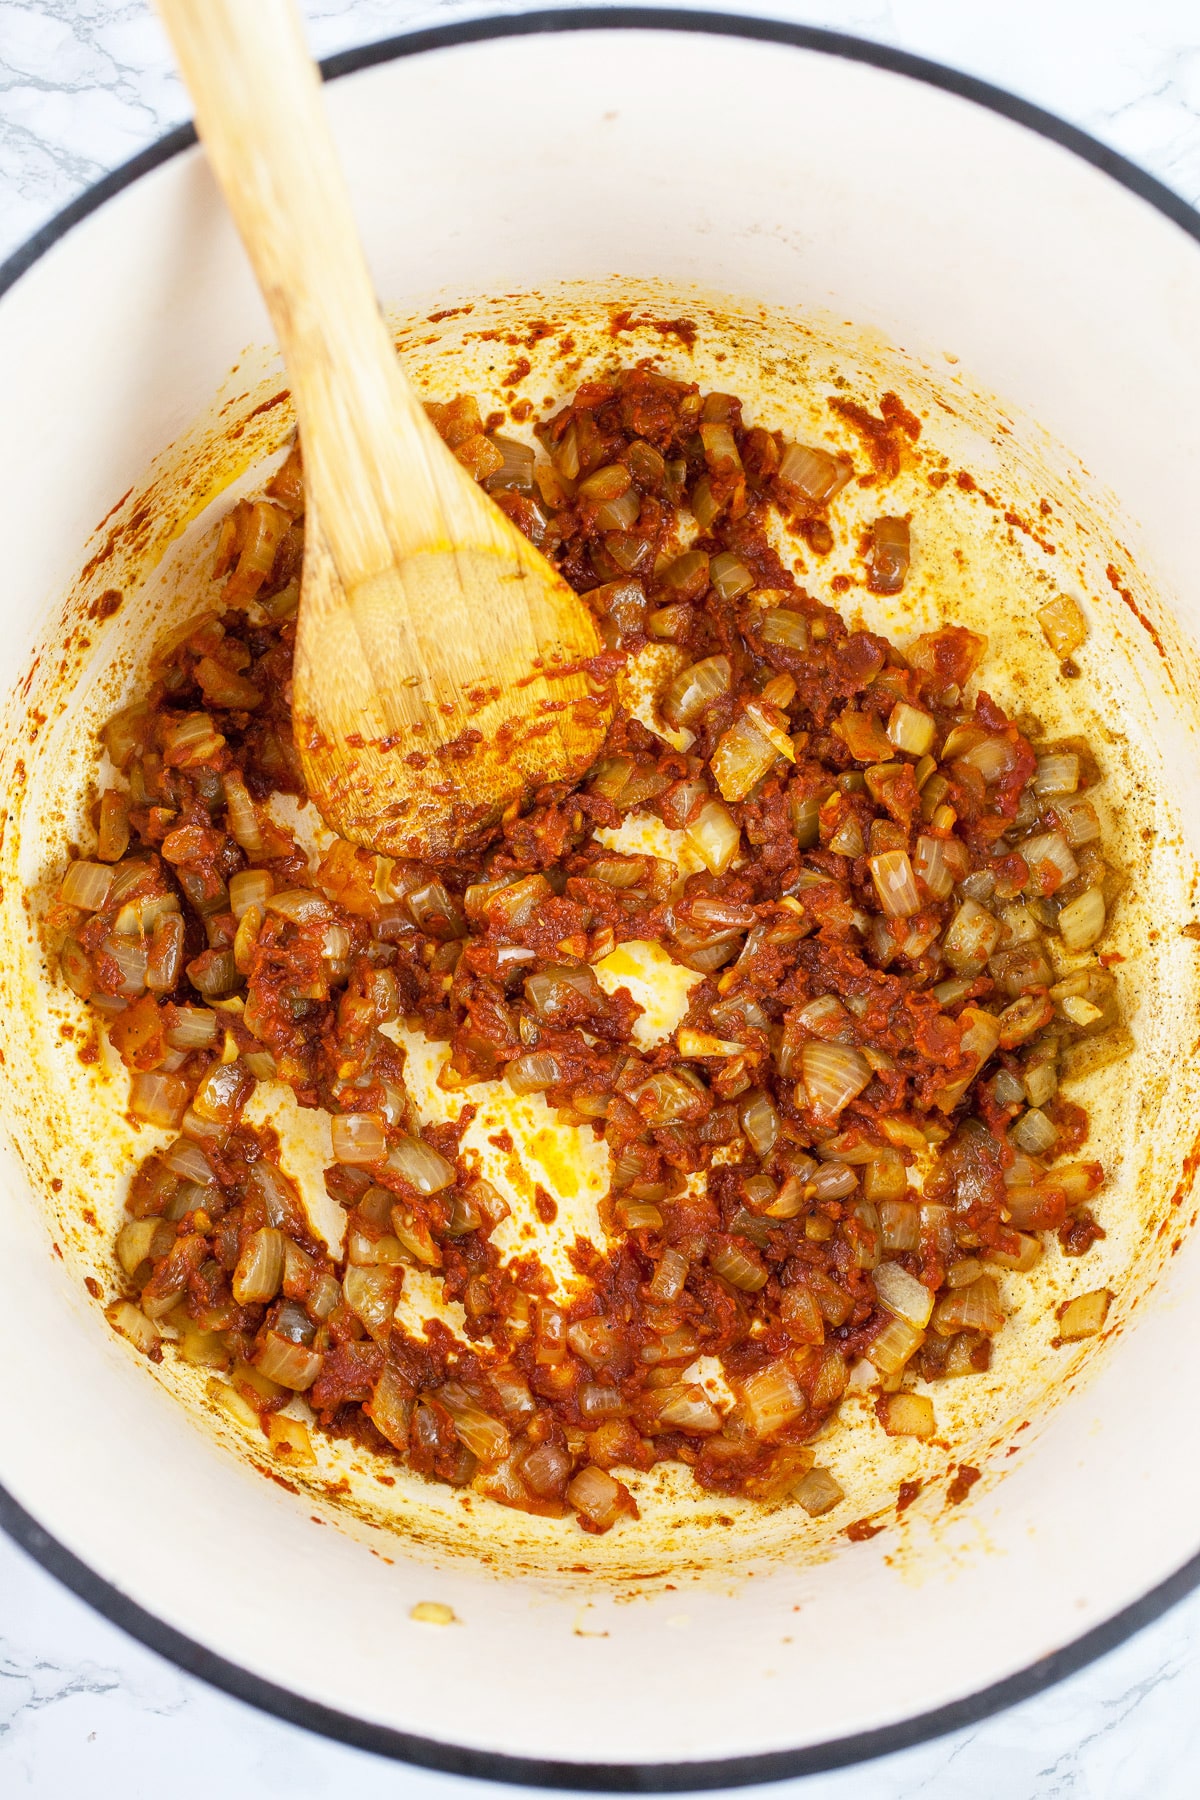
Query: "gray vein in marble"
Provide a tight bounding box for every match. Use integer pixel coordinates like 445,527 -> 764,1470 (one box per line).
0,1645 -> 122,1739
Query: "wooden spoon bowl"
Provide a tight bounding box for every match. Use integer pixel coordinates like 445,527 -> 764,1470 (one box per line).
157,0 -> 610,860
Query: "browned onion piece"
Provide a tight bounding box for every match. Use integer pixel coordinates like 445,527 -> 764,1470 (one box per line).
233,1227 -> 285,1305
868,517 -> 910,594
800,1042 -> 871,1120
777,441 -> 852,506
504,1051 -> 561,1095
256,1331 -> 322,1390
331,1113 -> 386,1166
661,654 -> 731,728
386,1136 -> 455,1194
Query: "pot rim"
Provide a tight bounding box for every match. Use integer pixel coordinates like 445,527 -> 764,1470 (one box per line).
2,9 -> 1198,1786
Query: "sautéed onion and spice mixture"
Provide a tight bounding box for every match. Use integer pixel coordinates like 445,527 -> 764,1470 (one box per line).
50,368 -> 1122,1533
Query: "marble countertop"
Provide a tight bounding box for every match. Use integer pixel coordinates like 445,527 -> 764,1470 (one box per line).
2,1 -> 1200,1794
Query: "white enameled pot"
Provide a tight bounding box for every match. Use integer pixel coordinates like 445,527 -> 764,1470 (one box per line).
2,13 -> 1200,1786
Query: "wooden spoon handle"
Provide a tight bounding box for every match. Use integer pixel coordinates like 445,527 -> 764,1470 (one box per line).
154,0 -> 474,584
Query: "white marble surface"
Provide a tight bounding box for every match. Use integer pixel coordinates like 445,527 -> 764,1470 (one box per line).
2,0 -> 1200,1793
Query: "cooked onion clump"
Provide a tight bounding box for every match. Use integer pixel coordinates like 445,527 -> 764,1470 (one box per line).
52,369 -> 1121,1531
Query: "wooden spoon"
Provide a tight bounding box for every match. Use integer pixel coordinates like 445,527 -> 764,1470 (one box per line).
156,0 -> 610,860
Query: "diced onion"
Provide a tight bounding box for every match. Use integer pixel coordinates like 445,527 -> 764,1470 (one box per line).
658,1385 -> 723,1432
223,770 -> 264,857
567,1316 -> 622,1369
229,868 -> 274,920
363,1365 -> 411,1450
1037,594 -> 1088,658
1034,753 -> 1080,796
165,1009 -> 217,1055
660,549 -> 710,598
647,602 -> 693,640
887,702 -> 935,757
740,1090 -> 780,1159
813,1163 -> 861,1203
485,434 -> 535,493
699,420 -> 743,472
777,441 -> 851,505
1021,830 -> 1078,896
986,1232 -> 1042,1273
1012,1107 -> 1058,1155
116,1218 -> 166,1276
879,1199 -> 920,1253
596,489 -> 641,532
103,702 -> 150,771
684,799 -> 741,876
525,964 -> 599,1018
957,736 -> 1017,784
578,462 -> 632,503
710,1242 -> 768,1292
932,1005 -> 1001,1111
187,949 -> 238,997
800,1041 -> 871,1119
255,1331 -> 322,1391
106,1299 -> 161,1355
740,1360 -> 807,1438
487,873 -> 549,930
1060,995 -> 1104,1028
709,552 -> 754,600
744,698 -> 797,762
690,476 -> 722,530
244,1164 -> 298,1234
107,859 -> 154,906
386,1136 -> 455,1194
677,1029 -> 743,1058
793,995 -> 847,1039
579,1382 -> 624,1420
61,859 -> 114,911
866,1314 -> 925,1376
933,1274 -> 1004,1336
1057,1287 -> 1112,1341
1056,799 -> 1101,847
267,888 -> 332,925
708,712 -> 773,806
267,1414 -> 316,1464
128,1069 -> 188,1128
331,1112 -> 386,1165
997,993 -> 1054,1048
873,1260 -> 935,1328
635,1069 -> 704,1126
523,1441 -> 572,1497
710,715 -> 776,802
145,914 -> 184,993
879,1392 -> 936,1439
566,1465 -> 628,1530
648,1248 -> 689,1304
504,1051 -> 561,1095
192,1059 -> 252,1125
793,1466 -> 844,1516
1057,886 -> 1105,952
661,654 -> 732,728
869,850 -> 921,919
162,1137 -> 216,1185
828,812 -> 865,859
438,1383 -> 510,1463
342,1264 -> 398,1337
941,898 -> 1001,975
232,1227 -> 285,1305
108,934 -> 149,996
869,517 -> 910,594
